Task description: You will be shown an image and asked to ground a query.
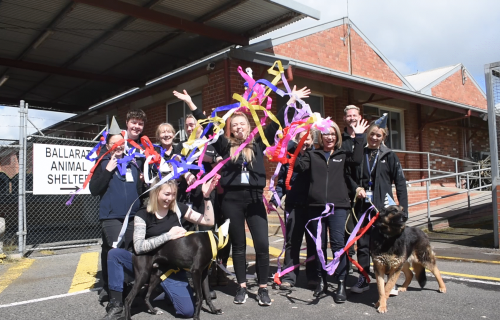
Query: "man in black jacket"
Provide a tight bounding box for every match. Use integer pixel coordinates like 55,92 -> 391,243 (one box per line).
341,105 -> 363,275
272,131 -> 316,289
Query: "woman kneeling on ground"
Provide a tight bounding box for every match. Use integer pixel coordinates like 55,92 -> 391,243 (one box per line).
101,176 -> 219,320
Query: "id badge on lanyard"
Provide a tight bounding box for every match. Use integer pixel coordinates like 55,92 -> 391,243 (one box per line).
125,168 -> 134,182
365,151 -> 379,203
241,160 -> 249,184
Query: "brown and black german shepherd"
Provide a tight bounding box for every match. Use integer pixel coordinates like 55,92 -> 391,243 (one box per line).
370,205 -> 446,313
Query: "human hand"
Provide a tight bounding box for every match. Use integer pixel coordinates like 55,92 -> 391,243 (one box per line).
184,172 -> 196,186
352,119 -> 369,134
288,85 -> 311,105
106,155 -> 118,172
357,189 -> 366,199
173,90 -> 195,110
202,175 -> 220,198
168,226 -> 186,240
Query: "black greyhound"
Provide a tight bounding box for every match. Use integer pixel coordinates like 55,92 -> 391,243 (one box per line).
123,221 -> 229,320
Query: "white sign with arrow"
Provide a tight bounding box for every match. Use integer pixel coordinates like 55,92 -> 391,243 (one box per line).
33,143 -> 94,195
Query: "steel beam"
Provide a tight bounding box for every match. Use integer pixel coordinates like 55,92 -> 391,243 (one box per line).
0,97 -> 87,113
0,58 -> 143,87
73,0 -> 249,46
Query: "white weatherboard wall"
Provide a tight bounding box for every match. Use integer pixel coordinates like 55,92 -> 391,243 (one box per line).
33,144 -> 94,195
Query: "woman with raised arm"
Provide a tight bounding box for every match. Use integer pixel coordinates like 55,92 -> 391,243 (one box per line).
294,119 -> 368,303
346,115 -> 408,296
100,176 -> 219,320
172,86 -> 310,306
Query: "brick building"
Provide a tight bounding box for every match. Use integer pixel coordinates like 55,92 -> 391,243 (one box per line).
42,18 -> 489,211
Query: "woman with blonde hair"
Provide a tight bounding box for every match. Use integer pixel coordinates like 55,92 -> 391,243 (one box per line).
154,122 -> 179,160
101,176 -> 219,320
173,86 -> 310,306
294,118 -> 368,303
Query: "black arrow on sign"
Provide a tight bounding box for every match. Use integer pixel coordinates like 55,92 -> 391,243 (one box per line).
60,186 -> 80,191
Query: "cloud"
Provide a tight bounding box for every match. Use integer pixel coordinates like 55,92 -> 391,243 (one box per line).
254,0 -> 500,92
0,106 -> 75,142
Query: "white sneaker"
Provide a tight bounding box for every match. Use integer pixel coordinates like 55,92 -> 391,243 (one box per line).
390,285 -> 398,296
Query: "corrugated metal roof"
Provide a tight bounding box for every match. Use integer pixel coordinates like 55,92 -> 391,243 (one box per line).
0,0 -> 318,112
405,65 -> 459,91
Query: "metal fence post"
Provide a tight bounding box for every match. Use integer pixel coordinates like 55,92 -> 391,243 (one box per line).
17,100 -> 25,254
426,180 -> 431,222
455,160 -> 459,188
23,104 -> 28,251
467,174 -> 471,214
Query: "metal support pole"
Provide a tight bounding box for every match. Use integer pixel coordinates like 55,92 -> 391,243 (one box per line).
426,180 -> 431,222
467,174 -> 471,214
17,101 -> 25,254
23,104 -> 28,251
455,160 -> 459,188
427,153 -> 431,180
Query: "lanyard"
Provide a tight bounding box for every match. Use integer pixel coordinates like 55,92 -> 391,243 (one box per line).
365,150 -> 379,190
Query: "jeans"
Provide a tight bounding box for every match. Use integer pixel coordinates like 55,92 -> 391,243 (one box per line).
307,206 -> 348,280
100,218 -> 134,290
107,248 -> 194,318
281,203 -> 316,285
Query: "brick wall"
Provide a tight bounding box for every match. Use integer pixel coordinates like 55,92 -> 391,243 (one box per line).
350,29 -> 403,87
268,25 -> 350,73
431,69 -> 487,110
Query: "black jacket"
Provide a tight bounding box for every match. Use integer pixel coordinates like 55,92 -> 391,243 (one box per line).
274,140 -> 313,206
294,134 -> 364,208
192,105 -> 285,190
89,154 -> 145,220
346,144 -> 408,216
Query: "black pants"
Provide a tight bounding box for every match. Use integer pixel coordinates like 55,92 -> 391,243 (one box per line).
355,202 -> 373,275
344,208 -> 356,257
307,206 -> 348,281
281,203 -> 316,285
100,218 -> 134,290
221,188 -> 269,285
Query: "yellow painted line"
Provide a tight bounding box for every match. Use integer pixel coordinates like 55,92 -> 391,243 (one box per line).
435,256 -> 500,264
68,252 -> 99,293
438,271 -> 500,282
0,258 -> 35,294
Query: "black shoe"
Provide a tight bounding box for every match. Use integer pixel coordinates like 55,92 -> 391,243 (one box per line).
334,280 -> 347,303
350,275 -> 369,294
233,286 -> 248,304
313,279 -> 327,297
102,300 -> 124,320
98,288 -> 109,303
257,287 -> 272,306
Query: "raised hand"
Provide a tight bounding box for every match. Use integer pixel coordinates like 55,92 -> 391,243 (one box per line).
288,85 -> 311,105
352,119 -> 369,134
184,172 -> 196,186
173,90 -> 196,110
202,175 -> 220,198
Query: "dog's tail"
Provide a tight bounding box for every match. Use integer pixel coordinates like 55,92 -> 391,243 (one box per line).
412,263 -> 427,288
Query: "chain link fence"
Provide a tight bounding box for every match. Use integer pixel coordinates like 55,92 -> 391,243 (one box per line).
24,135 -> 101,251
0,143 -> 20,254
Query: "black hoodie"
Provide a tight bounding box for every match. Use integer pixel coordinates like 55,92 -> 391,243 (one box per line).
294,134 -> 364,208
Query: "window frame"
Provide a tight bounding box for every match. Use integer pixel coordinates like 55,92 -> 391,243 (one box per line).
166,92 -> 202,142
363,104 -> 406,150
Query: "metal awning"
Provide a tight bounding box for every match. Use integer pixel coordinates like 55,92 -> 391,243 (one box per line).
0,0 -> 319,113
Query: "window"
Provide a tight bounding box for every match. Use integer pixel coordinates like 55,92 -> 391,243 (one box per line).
276,94 -> 323,123
363,105 -> 405,150
166,94 -> 202,142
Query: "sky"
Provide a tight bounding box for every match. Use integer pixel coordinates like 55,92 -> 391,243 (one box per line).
254,0 -> 500,91
0,105 -> 75,143
1,0 -> 499,141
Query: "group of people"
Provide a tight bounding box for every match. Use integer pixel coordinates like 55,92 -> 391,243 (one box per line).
89,86 -> 408,320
